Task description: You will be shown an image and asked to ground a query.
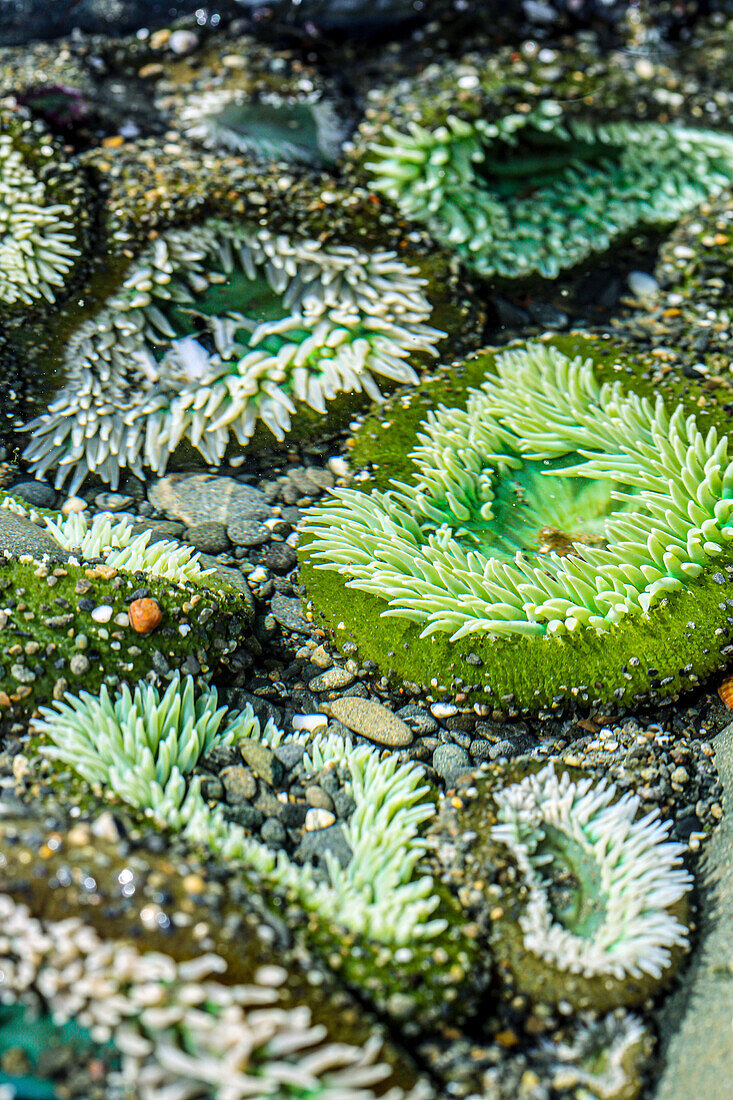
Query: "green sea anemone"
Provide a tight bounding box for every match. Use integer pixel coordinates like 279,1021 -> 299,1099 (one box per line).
0,113 -> 85,309
178,87 -> 349,167
355,56 -> 733,280
301,336 -> 733,711
35,674 -> 482,1028
45,509 -> 210,584
489,762 -> 690,1008
22,218 -> 444,493
0,891 -> 428,1100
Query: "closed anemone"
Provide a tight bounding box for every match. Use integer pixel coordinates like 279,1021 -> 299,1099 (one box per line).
179,88 -> 350,167
301,338 -> 733,710
22,218 -> 443,492
364,99 -> 733,279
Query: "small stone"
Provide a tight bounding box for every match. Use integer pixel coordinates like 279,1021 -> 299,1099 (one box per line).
168,29 -> 199,54
305,807 -> 337,830
270,593 -> 310,633
94,492 -> 133,512
309,666 -> 355,692
295,824 -> 352,869
258,543 -> 297,574
261,817 -> 288,845
221,765 -> 258,804
61,496 -> 87,515
90,811 -> 124,842
432,743 -> 472,782
227,519 -> 271,546
128,598 -> 162,634
52,677 -> 68,701
627,270 -> 659,299
91,604 -> 113,623
309,645 -> 333,670
10,664 -> 35,683
69,654 -> 90,676
10,479 -> 56,508
239,741 -> 284,788
328,697 -> 413,748
186,522 -> 230,554
227,804 -> 264,830
431,702 -> 458,719
396,704 -> 439,736
305,785 -> 335,812
275,742 -> 307,769
291,713 -> 327,733
671,766 -> 690,785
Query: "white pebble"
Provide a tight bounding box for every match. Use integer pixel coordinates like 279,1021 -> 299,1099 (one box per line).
305,808 -> 336,831
327,456 -> 350,479
168,29 -> 199,54
627,271 -> 659,299
61,496 -> 87,515
91,605 -> 113,623
292,713 -> 328,732
431,702 -> 458,719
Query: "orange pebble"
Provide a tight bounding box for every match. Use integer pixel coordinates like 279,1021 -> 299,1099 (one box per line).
128,598 -> 162,635
718,673 -> 733,709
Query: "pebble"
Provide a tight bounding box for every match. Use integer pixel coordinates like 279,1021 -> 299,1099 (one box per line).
168,29 -> 199,54
328,697 -> 413,748
309,645 -> 333,670
227,519 -> 271,547
69,654 -> 90,676
186,522 -> 230,554
257,544 -> 297,574
431,702 -> 458,719
309,667 -> 355,692
128,598 -> 162,635
305,807 -> 337,831
671,766 -> 690,785
220,765 -> 258,805
148,474 -> 270,526
291,713 -> 328,733
305,785 -> 335,812
270,593 -> 310,634
295,824 -> 352,869
61,496 -> 87,515
274,742 -> 307,769
261,817 -> 288,845
90,605 -> 113,623
9,480 -> 56,508
432,743 -> 473,783
94,492 -> 134,512
239,741 -> 283,788
396,704 -> 439,736
627,270 -> 660,299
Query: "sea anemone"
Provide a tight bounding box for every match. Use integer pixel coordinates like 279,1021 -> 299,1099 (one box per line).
488,762 -> 690,1007
179,87 -> 349,167
35,674 -> 481,1027
301,336 -> 733,710
534,1011 -> 652,1100
22,218 -> 443,493
0,114 -> 84,309
44,509 -> 210,584
0,892 -> 427,1100
355,57 -> 733,279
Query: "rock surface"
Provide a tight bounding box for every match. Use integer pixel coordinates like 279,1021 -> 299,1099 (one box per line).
148,475 -> 270,527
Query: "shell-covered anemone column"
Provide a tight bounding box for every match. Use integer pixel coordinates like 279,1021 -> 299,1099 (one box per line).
0,112 -> 86,310
0,896 -> 427,1099
432,761 -> 691,1012
351,48 -> 733,280
22,217 -> 444,493
300,336 -> 733,711
34,674 -> 485,1029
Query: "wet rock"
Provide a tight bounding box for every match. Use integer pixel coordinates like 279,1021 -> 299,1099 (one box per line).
227,519 -> 271,547
238,741 -> 283,789
328,698 -> 413,748
432,743 -> 473,785
270,593 -> 310,633
294,823 -> 352,870
309,667 -> 355,692
148,474 -> 270,527
186,522 -> 230,554
0,511 -> 60,557
10,479 -> 56,508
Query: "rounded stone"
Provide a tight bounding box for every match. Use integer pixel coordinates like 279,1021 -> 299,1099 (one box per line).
261,817 -> 288,846
432,743 -> 472,781
308,666 -> 355,692
328,697 -> 413,748
186,522 -> 230,555
9,479 -> 57,508
128,598 -> 162,635
69,653 -> 90,676
227,519 -> 271,547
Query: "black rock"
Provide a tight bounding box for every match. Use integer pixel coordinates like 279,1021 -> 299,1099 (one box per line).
10,479 -> 56,508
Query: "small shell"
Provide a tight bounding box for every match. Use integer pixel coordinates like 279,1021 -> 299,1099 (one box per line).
128,598 -> 162,635
718,673 -> 733,709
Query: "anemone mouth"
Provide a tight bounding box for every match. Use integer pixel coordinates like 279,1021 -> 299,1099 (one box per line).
365,103 -> 733,278
303,340 -> 733,642
0,127 -> 81,307
491,763 -> 690,981
179,88 -> 350,167
22,219 -> 443,493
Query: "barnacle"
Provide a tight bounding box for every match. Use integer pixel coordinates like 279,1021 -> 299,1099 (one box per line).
23,218 -> 443,493
179,87 -> 349,167
355,57 -> 733,279
36,675 -> 482,1028
0,891 -> 429,1100
301,336 -> 733,711
0,112 -> 85,310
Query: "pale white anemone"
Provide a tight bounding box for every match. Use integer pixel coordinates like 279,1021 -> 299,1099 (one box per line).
23,219 -> 443,492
